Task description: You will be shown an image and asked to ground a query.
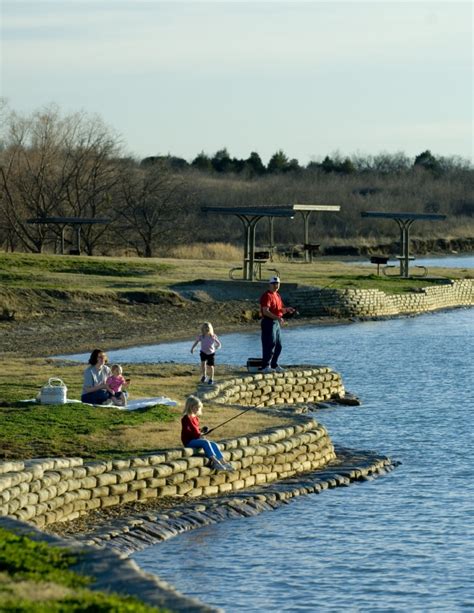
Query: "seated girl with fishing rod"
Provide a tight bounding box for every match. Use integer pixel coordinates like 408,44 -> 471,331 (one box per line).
181,395 -> 234,472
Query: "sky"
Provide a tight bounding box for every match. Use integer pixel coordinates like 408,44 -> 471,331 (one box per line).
1,1 -> 473,165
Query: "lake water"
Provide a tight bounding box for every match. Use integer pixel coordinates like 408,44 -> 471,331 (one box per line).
126,307 -> 474,612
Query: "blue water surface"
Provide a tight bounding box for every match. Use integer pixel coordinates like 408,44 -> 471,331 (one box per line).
126,308 -> 474,612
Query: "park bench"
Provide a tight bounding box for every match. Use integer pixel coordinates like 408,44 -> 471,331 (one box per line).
381,256 -> 428,277
304,243 -> 320,263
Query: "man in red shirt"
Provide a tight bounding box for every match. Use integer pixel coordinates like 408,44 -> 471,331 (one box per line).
259,276 -> 295,373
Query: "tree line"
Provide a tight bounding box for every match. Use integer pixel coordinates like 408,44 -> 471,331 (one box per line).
1,103 -> 473,258
145,147 -> 471,178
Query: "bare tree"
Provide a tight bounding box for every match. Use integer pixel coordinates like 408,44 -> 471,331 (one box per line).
116,161 -> 193,257
0,105 -> 121,253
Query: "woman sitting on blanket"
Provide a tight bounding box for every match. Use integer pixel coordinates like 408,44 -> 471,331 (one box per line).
81,349 -> 114,405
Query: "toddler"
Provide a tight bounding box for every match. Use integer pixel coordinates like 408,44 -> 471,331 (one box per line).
106,364 -> 129,406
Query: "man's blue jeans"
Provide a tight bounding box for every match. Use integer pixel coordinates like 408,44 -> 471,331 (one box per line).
261,318 -> 282,369
186,438 -> 224,460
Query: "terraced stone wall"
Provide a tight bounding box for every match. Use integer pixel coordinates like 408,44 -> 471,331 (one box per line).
200,367 -> 345,405
288,279 -> 473,318
0,417 -> 335,529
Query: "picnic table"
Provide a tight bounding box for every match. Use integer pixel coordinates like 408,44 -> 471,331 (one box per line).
361,211 -> 446,278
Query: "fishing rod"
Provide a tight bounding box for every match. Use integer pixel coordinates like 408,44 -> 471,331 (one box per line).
204,395 -> 275,436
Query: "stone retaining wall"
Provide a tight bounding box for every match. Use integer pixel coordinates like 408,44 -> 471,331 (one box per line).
0,369 -> 344,529
287,279 -> 473,318
0,417 -> 335,528
200,367 -> 345,405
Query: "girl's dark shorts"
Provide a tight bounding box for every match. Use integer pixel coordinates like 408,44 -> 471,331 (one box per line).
200,351 -> 215,366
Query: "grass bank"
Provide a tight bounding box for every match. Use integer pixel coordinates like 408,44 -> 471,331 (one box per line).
0,527 -> 169,611
0,360 -> 294,461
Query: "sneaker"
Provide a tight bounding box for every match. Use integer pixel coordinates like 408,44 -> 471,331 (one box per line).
258,367 -> 272,374
200,376 -> 207,384
208,378 -> 214,385
273,365 -> 285,373
209,457 -> 226,471
223,462 -> 235,472
102,399 -> 114,406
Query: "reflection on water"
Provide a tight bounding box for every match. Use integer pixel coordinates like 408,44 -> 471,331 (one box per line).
132,309 -> 474,612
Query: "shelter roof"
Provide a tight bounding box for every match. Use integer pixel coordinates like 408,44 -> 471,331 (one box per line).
202,204 -> 340,217
27,217 -> 109,225
361,211 -> 446,221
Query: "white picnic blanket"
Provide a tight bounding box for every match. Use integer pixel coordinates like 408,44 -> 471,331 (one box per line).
117,397 -> 177,411
20,397 -> 177,411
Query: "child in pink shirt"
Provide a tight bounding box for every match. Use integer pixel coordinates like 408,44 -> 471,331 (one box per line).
190,322 -> 222,386
106,364 -> 129,406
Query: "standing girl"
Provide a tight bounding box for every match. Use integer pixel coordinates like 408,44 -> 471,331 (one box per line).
190,322 -> 222,385
181,395 -> 232,471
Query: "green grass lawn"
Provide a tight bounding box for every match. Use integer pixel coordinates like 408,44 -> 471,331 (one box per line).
0,251 -> 467,295
0,527 -> 170,611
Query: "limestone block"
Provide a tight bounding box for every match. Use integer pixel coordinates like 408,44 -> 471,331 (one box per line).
203,485 -> 219,496
128,480 -> 147,492
239,457 -> 254,469
120,491 -> 139,504
254,473 -> 267,485
184,468 -> 200,480
136,488 -> 157,500
229,449 -> 244,461
76,488 -> 92,501
166,460 -> 189,474
166,472 -> 185,485
28,480 -> 42,494
265,471 -> 278,482
72,500 -> 87,512
112,469 -> 136,484
42,472 -> 61,486
85,462 -> 109,476
64,491 -> 80,505
156,485 -> 178,497
96,473 -> 118,487
38,485 -> 57,503
66,478 -> 83,492
84,498 -> 102,511
218,483 -> 233,493
185,456 -> 206,469
146,454 -> 167,465
129,457 -> 152,468
188,488 -> 203,498
43,511 -> 58,525
0,474 -> 19,492
79,476 -> 97,489
245,476 -> 256,487
57,468 -> 74,480
193,476 -> 211,488
131,466 -> 154,481
152,464 -> 174,478
54,481 -> 68,496
100,495 -> 121,509
145,478 -> 167,489
91,486 -> 110,499
231,480 -> 245,491
109,483 -> 129,496
209,473 -> 227,486
111,459 -> 131,470
46,496 -> 66,512
177,482 -> 194,496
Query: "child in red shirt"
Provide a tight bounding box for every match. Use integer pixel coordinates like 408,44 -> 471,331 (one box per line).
181,395 -> 232,472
